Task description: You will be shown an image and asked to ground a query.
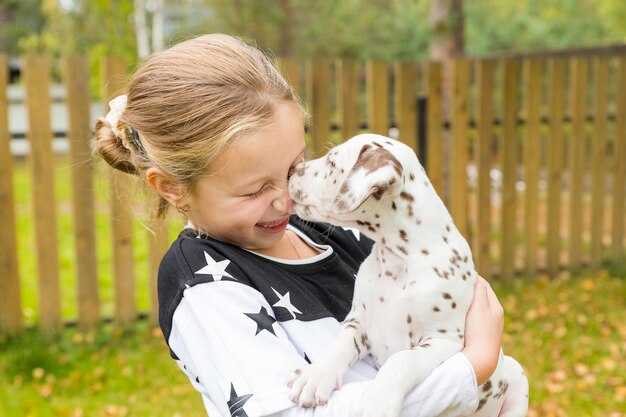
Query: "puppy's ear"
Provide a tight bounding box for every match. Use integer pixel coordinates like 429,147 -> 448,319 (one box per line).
333,144 -> 403,214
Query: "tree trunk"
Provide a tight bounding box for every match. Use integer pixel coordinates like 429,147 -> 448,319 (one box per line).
152,0 -> 165,53
134,0 -> 150,59
428,0 -> 465,60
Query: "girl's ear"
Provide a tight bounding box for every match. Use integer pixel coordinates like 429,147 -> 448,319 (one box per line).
145,167 -> 187,207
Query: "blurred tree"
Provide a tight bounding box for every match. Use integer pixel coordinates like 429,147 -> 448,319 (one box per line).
0,0 -> 47,55
428,0 -> 465,60
135,0 -> 165,59
2,0 -> 626,92
464,0 -> 613,55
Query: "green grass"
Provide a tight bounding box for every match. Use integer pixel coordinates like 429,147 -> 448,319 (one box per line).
0,322 -> 205,417
493,271 -> 626,417
1,272 -> 624,417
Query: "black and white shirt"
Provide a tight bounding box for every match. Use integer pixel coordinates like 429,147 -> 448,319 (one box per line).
158,216 -> 479,417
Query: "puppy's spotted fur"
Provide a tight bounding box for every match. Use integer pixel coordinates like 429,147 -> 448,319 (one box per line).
287,134 -> 528,417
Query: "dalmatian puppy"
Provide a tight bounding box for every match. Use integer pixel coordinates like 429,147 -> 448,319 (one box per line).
287,134 -> 527,417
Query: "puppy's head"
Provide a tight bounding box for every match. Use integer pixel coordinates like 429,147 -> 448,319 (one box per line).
288,134 -> 406,226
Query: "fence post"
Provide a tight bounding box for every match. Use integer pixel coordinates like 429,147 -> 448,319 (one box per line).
102,56 -> 136,323
337,58 -> 359,141
425,61 -> 443,195
149,220 -> 170,323
612,57 -> 626,262
64,56 -> 100,327
475,59 -> 495,279
0,54 -> 22,333
568,58 -> 589,273
546,59 -> 567,277
590,56 -> 609,269
394,61 -> 417,151
306,59 -> 331,157
23,54 -> 62,329
277,57 -> 300,98
449,59 -> 470,239
500,59 -> 521,282
366,60 -> 389,136
523,59 -> 543,277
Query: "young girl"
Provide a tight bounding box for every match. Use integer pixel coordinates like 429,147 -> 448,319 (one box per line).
94,34 -> 528,417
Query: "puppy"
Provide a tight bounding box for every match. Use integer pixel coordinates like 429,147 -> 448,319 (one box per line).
287,134 -> 526,417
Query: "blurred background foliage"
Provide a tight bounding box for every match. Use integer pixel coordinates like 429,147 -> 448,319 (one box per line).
1,0 -> 626,93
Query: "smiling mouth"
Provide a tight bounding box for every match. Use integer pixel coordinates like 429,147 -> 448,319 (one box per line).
255,217 -> 290,233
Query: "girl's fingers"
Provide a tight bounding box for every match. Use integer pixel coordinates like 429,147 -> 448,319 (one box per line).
476,275 -> 503,313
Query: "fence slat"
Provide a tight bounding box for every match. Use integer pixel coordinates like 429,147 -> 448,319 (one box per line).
306,59 -> 331,157
64,56 -> 100,327
523,59 -> 543,276
337,59 -> 359,141
569,58 -> 589,272
612,57 -> 626,261
102,56 -> 136,323
426,61 -> 443,195
546,59 -> 567,277
0,54 -> 22,332
449,59 -> 470,238
277,57 -> 300,98
149,222 -> 170,323
394,61 -> 417,151
590,57 -> 609,268
23,55 -> 62,329
500,59 -> 521,282
366,60 -> 389,136
475,60 -> 495,279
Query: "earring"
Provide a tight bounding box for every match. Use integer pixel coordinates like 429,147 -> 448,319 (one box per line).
176,204 -> 189,214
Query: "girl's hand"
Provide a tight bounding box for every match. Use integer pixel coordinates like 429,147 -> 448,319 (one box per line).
461,276 -> 504,384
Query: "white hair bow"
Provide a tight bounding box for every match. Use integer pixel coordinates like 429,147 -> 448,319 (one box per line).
105,95 -> 128,140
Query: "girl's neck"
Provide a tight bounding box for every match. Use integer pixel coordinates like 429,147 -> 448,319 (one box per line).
253,230 -> 319,260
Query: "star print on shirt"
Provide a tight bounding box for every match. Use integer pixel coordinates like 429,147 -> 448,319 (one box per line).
342,226 -> 361,240
195,251 -> 234,281
272,288 -> 303,319
244,307 -> 277,336
227,383 -> 253,417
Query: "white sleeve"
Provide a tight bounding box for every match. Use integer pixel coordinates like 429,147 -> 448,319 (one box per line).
267,353 -> 479,417
168,280 -> 309,417
168,280 -> 478,417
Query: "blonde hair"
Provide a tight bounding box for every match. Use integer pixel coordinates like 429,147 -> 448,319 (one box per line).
94,34 -> 303,218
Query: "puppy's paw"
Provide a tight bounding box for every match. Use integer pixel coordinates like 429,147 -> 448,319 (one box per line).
287,364 -> 343,408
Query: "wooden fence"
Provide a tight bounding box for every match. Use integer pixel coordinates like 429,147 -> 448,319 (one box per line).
0,52 -> 625,333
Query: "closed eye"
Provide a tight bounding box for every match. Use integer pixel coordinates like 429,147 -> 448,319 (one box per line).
243,186 -> 267,199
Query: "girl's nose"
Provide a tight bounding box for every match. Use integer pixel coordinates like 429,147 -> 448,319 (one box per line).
273,188 -> 294,213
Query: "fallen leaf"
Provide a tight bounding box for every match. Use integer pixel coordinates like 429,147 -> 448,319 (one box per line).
580,278 -> 595,291
574,363 -> 589,376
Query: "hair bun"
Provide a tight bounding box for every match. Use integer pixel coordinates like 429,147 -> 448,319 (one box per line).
93,118 -> 140,175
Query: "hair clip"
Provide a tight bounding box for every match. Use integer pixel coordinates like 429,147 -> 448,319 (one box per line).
129,126 -> 147,156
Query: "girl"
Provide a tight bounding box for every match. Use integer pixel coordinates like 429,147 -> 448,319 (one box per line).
94,34 -> 528,417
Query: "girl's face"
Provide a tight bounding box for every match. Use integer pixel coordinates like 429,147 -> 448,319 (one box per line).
185,102 -> 306,251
